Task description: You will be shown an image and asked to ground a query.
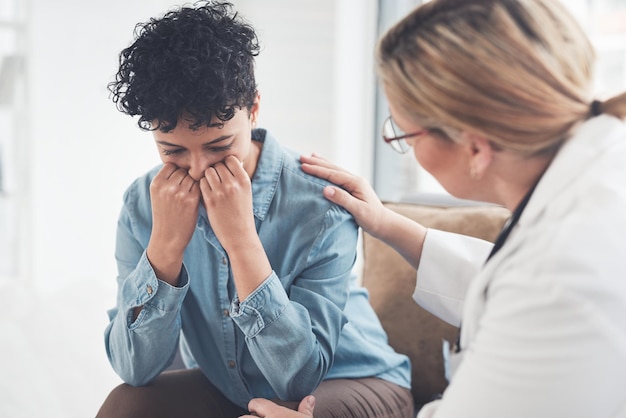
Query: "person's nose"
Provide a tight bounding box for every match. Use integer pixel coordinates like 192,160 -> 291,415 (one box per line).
187,153 -> 211,181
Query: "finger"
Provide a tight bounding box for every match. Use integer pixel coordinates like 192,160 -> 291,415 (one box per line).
299,153 -> 336,169
155,162 -> 180,180
297,395 -> 315,416
309,152 -> 329,161
203,166 -> 222,188
180,173 -> 198,192
188,178 -> 201,194
162,162 -> 179,172
167,168 -> 191,187
213,159 -> 237,181
322,185 -> 362,214
165,164 -> 186,180
301,162 -> 356,189
302,153 -> 349,173
299,153 -> 349,173
199,177 -> 211,197
246,398 -> 280,416
223,154 -> 246,176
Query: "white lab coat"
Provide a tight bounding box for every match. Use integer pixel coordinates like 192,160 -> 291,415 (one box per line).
414,115 -> 626,418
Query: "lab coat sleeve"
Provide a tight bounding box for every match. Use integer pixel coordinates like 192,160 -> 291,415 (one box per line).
417,266 -> 626,418
413,229 -> 493,326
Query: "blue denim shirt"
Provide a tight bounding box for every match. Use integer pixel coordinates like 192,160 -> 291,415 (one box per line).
104,129 -> 410,407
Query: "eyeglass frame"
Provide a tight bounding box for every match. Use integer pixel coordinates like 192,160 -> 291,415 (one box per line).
381,116 -> 428,154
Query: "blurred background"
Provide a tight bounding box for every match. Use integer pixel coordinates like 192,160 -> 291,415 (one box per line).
0,0 -> 624,416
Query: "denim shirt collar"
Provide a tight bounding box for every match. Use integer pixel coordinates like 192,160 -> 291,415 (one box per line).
250,128 -> 282,221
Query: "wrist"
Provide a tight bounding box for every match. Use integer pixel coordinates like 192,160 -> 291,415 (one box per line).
146,244 -> 185,285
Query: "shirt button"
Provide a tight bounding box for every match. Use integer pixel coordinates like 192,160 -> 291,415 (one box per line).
221,257 -> 227,265
223,309 -> 230,317
228,360 -> 236,368
146,285 -> 153,295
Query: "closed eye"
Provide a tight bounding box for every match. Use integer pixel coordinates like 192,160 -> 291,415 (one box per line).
161,148 -> 184,156
207,142 -> 234,153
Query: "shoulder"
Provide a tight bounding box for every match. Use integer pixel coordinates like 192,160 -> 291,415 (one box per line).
121,164 -> 161,211
258,131 -> 354,222
280,146 -> 353,218
281,146 -> 332,188
490,145 -> 626,316
260,129 -> 335,190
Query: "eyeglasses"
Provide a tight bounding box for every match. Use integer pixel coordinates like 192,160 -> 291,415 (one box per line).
382,116 -> 428,154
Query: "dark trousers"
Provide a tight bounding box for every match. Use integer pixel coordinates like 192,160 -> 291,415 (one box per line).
96,368 -> 414,418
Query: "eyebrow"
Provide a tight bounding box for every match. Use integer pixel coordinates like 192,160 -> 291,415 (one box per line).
156,135 -> 233,147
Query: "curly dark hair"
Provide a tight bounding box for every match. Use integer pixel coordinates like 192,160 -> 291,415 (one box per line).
108,1 -> 260,132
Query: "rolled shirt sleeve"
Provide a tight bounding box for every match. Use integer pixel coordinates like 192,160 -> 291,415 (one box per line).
230,205 -> 355,400
104,199 -> 189,386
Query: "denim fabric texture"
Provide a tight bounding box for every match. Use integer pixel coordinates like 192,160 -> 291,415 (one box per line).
104,129 -> 411,407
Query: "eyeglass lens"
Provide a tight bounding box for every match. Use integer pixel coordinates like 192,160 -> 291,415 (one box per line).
382,117 -> 410,153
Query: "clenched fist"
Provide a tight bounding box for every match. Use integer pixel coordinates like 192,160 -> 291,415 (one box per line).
146,163 -> 201,284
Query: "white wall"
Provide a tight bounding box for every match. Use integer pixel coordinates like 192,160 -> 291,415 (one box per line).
25,0 -> 377,291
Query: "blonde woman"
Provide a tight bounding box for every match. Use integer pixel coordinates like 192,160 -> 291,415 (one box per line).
241,0 -> 626,417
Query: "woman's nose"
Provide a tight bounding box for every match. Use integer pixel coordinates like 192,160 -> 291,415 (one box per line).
187,155 -> 210,181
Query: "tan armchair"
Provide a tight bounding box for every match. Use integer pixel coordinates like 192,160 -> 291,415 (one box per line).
361,202 -> 510,408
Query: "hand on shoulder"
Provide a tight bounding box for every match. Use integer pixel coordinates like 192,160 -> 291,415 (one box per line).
300,153 -> 387,237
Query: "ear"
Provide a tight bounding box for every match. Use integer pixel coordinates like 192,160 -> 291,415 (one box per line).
461,131 -> 493,180
250,92 -> 261,126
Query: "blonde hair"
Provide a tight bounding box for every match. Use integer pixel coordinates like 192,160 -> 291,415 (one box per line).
376,0 -> 626,156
